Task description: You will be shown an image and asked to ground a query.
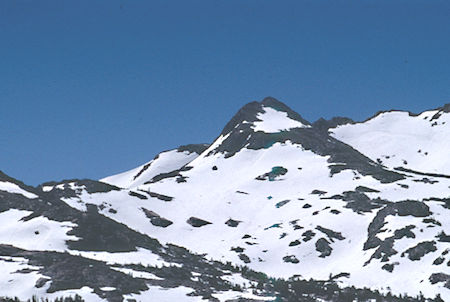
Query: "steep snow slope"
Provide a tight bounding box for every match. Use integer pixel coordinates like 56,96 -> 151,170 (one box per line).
331,104 -> 450,176
100,144 -> 208,188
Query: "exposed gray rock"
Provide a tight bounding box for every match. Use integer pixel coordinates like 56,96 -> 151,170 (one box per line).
436,231 -> 450,242
187,217 -> 212,228
302,230 -> 316,242
177,143 -> 210,154
315,238 -> 332,258
401,241 -> 437,261
35,277 -> 51,288
238,253 -> 251,263
381,263 -> 395,273
128,191 -> 147,200
288,240 -> 301,247
255,167 -> 288,181
141,208 -> 173,228
275,200 -> 290,208
394,225 -> 416,239
312,117 -> 354,132
315,226 -> 345,242
429,273 -> 450,289
225,219 -> 241,227
282,255 -> 299,264
147,191 -> 173,202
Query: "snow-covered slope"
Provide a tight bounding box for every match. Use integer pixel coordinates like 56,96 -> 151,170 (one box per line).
1,98 -> 449,302
100,144 -> 208,188
331,104 -> 450,176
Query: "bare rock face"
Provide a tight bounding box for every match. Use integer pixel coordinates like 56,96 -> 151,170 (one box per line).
316,238 -> 332,258
429,273 -> 450,289
225,218 -> 241,227
187,217 -> 212,227
142,208 -> 173,227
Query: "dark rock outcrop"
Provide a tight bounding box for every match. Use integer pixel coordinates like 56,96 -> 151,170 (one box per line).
187,217 -> 212,228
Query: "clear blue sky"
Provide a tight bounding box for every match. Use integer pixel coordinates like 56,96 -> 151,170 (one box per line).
1,0 -> 449,185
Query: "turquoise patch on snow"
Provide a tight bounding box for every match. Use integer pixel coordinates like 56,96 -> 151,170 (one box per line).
264,223 -> 282,230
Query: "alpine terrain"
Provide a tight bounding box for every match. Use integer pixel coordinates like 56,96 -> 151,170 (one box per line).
0,97 -> 449,302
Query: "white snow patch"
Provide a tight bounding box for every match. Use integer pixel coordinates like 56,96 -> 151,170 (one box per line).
0,181 -> 38,199
68,248 -> 173,267
123,285 -> 199,302
0,256 -> 45,300
111,267 -> 163,280
252,107 -> 309,133
46,287 -> 105,302
42,186 -> 53,192
99,287 -> 116,292
60,197 -> 88,212
222,273 -> 254,288
213,291 -> 275,301
0,209 -> 78,251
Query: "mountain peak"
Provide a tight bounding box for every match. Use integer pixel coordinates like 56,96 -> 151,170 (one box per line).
220,97 -> 310,135
440,103 -> 450,113
208,98 -> 403,183
260,96 -> 286,108
261,97 -> 310,125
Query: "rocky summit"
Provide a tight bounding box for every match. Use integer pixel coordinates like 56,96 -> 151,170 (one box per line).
0,97 -> 449,302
